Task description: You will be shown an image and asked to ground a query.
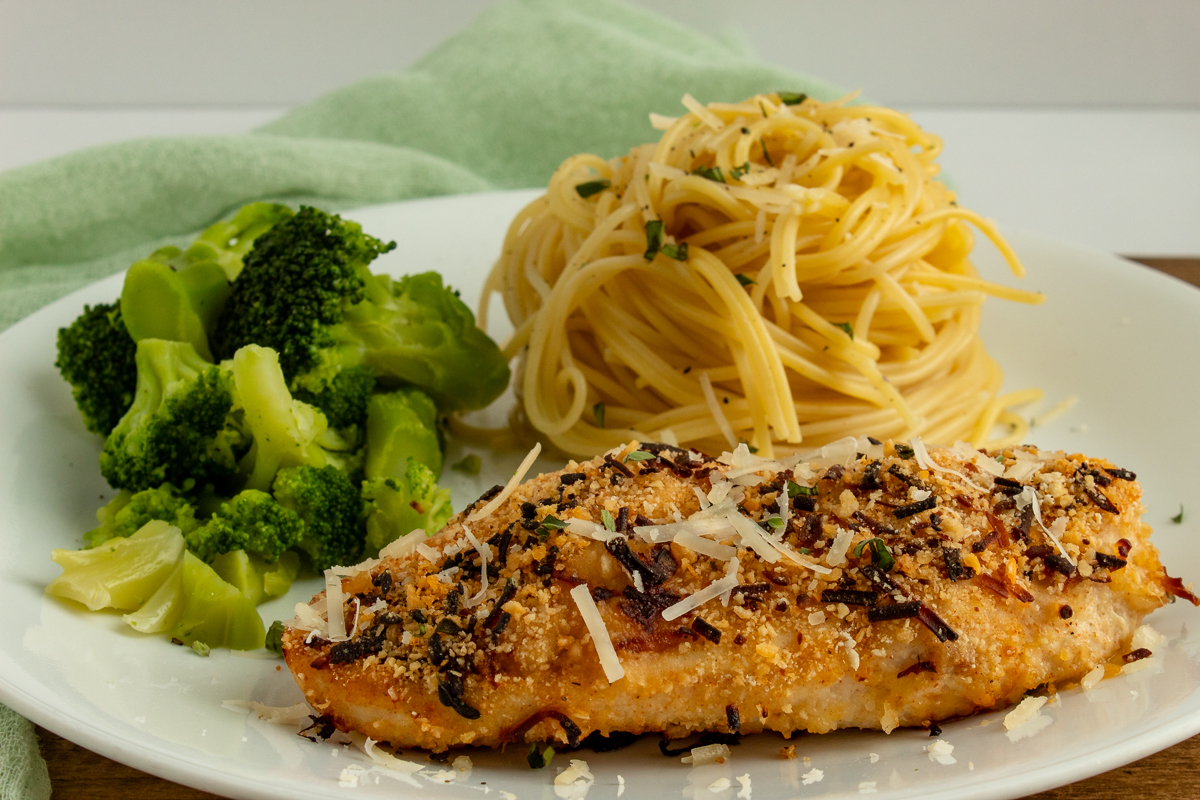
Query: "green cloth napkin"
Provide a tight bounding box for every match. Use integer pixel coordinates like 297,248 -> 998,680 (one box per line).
0,0 -> 843,795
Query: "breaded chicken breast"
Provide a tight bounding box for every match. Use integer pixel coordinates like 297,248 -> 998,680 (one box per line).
282,438 -> 1192,751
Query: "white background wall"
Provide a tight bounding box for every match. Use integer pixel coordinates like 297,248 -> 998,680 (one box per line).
1,0 -> 1198,254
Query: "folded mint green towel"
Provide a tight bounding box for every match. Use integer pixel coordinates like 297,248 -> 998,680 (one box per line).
0,0 -> 841,795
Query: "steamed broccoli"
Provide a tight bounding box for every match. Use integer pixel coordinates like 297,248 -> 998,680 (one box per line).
365,388 -> 443,480
120,203 -> 294,361
210,549 -> 300,606
273,464 -> 366,570
86,484 -> 199,549
100,340 -> 246,493
348,271 -> 511,412
362,458 -> 452,557
55,303 -> 138,436
184,489 -> 304,564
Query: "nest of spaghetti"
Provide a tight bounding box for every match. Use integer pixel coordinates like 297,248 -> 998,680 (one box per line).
482,92 -> 1044,459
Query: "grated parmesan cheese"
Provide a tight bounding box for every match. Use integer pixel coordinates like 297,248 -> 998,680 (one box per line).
379,527 -> 427,560
721,556 -> 740,606
570,584 -> 625,682
1016,486 -> 1075,566
416,542 -> 440,563
467,442 -> 542,522
673,528 -> 737,560
649,112 -> 678,131
911,437 -> 985,492
801,768 -> 824,785
725,511 -> 780,563
1080,664 -> 1106,690
462,526 -> 491,607
736,774 -> 751,799
324,570 -> 348,641
925,739 -> 956,765
663,572 -> 740,621
684,743 -> 731,765
1003,695 -> 1047,730
826,528 -> 854,567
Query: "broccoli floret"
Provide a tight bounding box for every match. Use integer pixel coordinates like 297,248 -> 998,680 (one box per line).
293,363 -> 376,431
211,206 -> 394,400
120,203 -> 293,362
86,484 -> 199,549
100,340 -> 246,492
184,490 -> 304,564
273,464 -> 365,570
365,388 -> 443,480
362,458 -> 452,557
55,303 -> 138,436
346,272 -> 510,412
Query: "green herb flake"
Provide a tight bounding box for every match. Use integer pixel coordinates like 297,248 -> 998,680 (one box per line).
191,640 -> 211,657
852,537 -> 896,571
1173,504 -> 1185,524
766,516 -> 784,530
778,91 -> 808,106
760,139 -> 774,167
738,439 -> 759,454
624,450 -> 655,462
601,509 -> 616,532
693,165 -> 725,183
264,620 -> 285,657
731,162 -> 752,180
451,454 -> 482,475
661,242 -> 689,261
540,515 -> 569,531
643,220 -> 665,261
593,401 -> 606,428
834,322 -> 854,339
527,744 -> 556,769
894,443 -> 915,460
788,480 -> 818,497
418,622 -> 427,635
736,273 -> 756,287
575,179 -> 611,198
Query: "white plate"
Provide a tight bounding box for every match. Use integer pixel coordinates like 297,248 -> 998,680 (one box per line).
2,189 -> 1199,800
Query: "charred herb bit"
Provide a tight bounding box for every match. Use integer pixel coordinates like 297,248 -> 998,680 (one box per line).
604,453 -> 634,478
861,460 -> 883,491
484,580 -> 518,630
580,731 -> 640,753
993,476 -> 1024,495
868,601 -> 921,622
299,715 -> 338,742
916,604 -> 960,642
576,179 -> 611,198
560,472 -> 587,485
533,545 -> 560,576
615,506 -> 630,533
435,616 -> 463,636
1104,466 -> 1137,481
778,91 -> 808,106
972,530 -> 999,553
1015,505 -> 1034,541
929,724 -> 943,737
372,569 -> 393,595
466,484 -> 504,515
726,704 -> 741,733
643,220 -> 665,261
1094,552 -> 1128,570
894,496 -> 937,519
852,537 -> 896,571
820,589 -> 877,606
410,608 -> 427,624
944,544 -> 969,581
619,585 -> 681,629
974,573 -> 1009,599
658,732 -> 741,757
593,402 -> 606,428
887,464 -> 928,490
897,660 -> 937,678
1044,554 -> 1075,576
527,743 -> 556,769
691,617 -> 722,643
438,673 -> 481,720
521,501 -> 538,521
693,165 -> 725,183
1059,604 -> 1073,620
607,536 -> 661,587
1081,482 -> 1120,514
428,633 -> 447,666
893,443 -> 915,460
860,562 -> 901,594
1123,648 -> 1153,664
736,273 -> 756,287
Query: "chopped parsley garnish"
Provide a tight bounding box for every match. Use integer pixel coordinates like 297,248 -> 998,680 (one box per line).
766,516 -> 784,530
894,443 -> 915,460
735,273 -> 756,287
834,322 -> 854,339
660,242 -> 689,261
643,220 -> 665,261
693,165 -> 724,183
1173,504 -> 1185,524
624,450 -> 654,462
738,439 -> 759,454
264,620 -> 285,657
601,509 -> 616,532
778,91 -> 808,106
788,480 -> 817,497
451,454 -> 482,475
539,515 -> 569,532
730,162 -> 752,180
418,622 -> 426,635
593,401 -> 606,428
853,537 -> 896,571
760,139 -> 774,167
527,744 -> 555,769
575,179 -> 611,198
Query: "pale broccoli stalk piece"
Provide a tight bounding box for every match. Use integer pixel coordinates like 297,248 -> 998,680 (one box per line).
210,550 -> 300,606
47,520 -> 185,611
100,339 -> 245,493
120,203 -> 293,361
361,458 -> 452,557
231,344 -> 333,492
365,388 -> 443,480
86,485 -> 199,549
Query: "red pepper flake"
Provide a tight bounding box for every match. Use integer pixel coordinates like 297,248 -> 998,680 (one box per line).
974,573 -> 1009,599
954,494 -> 974,509
972,530 -> 999,553
985,511 -> 1012,548
1116,538 -> 1132,557
1164,574 -> 1200,606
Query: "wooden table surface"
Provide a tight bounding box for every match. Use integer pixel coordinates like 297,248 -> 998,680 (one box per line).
29,255 -> 1200,800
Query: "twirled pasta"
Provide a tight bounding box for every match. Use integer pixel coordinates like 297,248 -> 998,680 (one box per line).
481,92 -> 1043,458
